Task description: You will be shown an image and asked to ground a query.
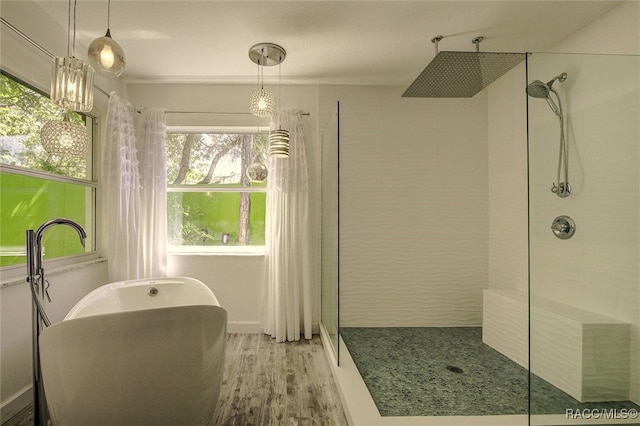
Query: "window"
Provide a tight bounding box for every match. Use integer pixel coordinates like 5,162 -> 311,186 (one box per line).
0,72 -> 96,268
167,129 -> 268,253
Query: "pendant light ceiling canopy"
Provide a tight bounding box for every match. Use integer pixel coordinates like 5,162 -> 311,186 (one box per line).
248,43 -> 286,118
88,0 -> 126,78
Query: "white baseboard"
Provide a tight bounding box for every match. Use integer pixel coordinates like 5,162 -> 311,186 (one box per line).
1,384 -> 31,424
227,321 -> 320,335
227,321 -> 261,333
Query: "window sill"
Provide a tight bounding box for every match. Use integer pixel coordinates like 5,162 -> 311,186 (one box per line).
0,254 -> 106,289
168,246 -> 265,256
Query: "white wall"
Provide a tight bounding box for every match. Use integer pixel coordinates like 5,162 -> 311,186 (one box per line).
528,51 -> 640,405
486,0 -> 640,405
487,63 -> 528,294
125,83 -> 321,334
319,85 -> 489,327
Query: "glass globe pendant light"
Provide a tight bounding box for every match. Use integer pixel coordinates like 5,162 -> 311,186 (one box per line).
246,161 -> 268,183
50,0 -> 94,113
248,43 -> 285,118
87,0 -> 126,78
40,111 -> 90,158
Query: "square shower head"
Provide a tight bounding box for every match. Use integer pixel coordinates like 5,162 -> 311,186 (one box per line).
402,51 -> 527,98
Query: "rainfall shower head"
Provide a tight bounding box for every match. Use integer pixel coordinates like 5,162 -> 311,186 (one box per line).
402,35 -> 526,98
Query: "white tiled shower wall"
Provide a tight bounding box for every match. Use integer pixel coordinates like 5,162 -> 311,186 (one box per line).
487,2 -> 640,404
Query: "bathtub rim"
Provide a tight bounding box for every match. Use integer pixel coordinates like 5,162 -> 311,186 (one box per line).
64,276 -> 221,320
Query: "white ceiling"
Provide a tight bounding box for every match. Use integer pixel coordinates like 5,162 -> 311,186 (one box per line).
16,1 -> 624,86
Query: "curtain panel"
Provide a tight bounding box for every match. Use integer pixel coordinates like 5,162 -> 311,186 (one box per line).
262,109 -> 313,342
101,92 -> 167,282
137,109 -> 168,278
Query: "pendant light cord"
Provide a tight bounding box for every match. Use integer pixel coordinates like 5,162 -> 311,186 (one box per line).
64,0 -> 80,57
72,0 -> 78,57
278,62 -> 282,112
107,0 -> 111,29
66,0 -> 71,57
260,47 -> 265,90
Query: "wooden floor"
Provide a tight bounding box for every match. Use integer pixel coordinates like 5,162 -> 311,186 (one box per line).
3,333 -> 348,426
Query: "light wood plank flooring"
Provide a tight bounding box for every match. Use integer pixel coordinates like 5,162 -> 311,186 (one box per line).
3,333 -> 348,426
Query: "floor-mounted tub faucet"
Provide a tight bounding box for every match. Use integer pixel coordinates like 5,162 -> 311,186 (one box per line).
27,218 -> 87,305
25,218 -> 86,426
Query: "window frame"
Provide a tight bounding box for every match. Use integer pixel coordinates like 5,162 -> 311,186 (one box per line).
166,126 -> 269,256
0,71 -> 99,278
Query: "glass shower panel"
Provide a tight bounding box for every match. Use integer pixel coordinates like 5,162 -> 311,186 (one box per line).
528,52 -> 640,425
321,102 -> 340,363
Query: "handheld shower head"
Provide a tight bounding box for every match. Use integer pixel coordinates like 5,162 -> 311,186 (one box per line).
526,72 -> 568,99
526,72 -> 567,118
526,80 -> 550,99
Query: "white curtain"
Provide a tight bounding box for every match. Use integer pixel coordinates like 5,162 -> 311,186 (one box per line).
137,109 -> 167,278
262,109 -> 312,342
101,92 -> 167,282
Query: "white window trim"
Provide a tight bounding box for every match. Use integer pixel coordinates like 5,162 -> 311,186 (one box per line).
166,127 -> 268,255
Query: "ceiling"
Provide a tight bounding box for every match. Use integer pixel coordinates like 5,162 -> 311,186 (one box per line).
14,1 -> 624,86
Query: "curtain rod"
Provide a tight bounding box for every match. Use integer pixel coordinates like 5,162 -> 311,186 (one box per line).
3,18 -> 311,117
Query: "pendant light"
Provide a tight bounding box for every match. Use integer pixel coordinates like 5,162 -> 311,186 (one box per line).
42,0 -> 91,158
269,52 -> 289,158
88,0 -> 126,78
248,43 -> 285,118
269,128 -> 290,158
50,0 -> 94,112
246,160 -> 268,183
40,111 -> 90,158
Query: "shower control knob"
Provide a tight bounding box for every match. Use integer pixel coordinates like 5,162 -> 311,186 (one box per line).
551,215 -> 575,239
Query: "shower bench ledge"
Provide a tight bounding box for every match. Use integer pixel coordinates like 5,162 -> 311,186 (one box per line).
483,288 -> 630,403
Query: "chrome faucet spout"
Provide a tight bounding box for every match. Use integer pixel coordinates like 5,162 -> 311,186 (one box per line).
34,218 -> 87,272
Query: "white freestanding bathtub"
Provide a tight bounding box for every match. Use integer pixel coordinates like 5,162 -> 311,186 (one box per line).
39,277 -> 227,426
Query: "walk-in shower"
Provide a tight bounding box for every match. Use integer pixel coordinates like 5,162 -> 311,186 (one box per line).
527,72 -> 571,197
321,50 -> 640,426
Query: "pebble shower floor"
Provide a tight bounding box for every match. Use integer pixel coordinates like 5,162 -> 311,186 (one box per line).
340,327 -> 640,417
